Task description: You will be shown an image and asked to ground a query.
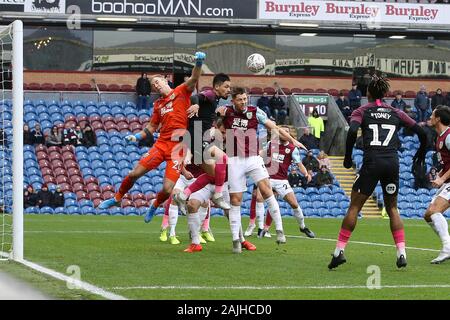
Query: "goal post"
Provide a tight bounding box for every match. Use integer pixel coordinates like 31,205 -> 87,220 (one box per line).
0,20 -> 23,261
12,20 -> 23,262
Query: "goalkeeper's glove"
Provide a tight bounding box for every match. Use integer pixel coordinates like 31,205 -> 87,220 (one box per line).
125,133 -> 142,142
195,51 -> 206,67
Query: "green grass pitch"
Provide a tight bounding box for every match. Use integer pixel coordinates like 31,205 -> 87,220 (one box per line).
1,215 -> 450,300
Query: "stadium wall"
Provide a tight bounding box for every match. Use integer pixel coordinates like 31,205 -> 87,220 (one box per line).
24,71 -> 450,93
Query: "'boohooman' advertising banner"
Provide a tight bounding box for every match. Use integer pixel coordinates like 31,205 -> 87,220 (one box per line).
66,0 -> 257,19
259,0 -> 449,25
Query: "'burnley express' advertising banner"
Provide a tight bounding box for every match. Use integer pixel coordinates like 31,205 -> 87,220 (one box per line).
259,0 -> 449,25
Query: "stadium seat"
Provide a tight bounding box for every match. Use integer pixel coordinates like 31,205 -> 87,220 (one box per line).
120,84 -> 134,92
108,84 -> 121,92
67,83 -> 80,91
263,87 -> 276,95
54,83 -> 67,91
79,83 -> 93,91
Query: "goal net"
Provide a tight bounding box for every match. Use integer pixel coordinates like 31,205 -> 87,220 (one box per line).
0,20 -> 23,261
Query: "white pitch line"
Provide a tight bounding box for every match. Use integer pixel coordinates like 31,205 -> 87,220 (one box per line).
287,234 -> 440,252
109,284 -> 450,291
0,251 -> 127,300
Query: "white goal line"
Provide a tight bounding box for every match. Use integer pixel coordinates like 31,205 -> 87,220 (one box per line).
0,251 -> 127,300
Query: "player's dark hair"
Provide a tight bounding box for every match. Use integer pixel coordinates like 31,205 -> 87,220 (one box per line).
367,73 -> 390,100
213,73 -> 230,88
215,117 -> 225,128
231,87 -> 247,98
434,105 -> 450,126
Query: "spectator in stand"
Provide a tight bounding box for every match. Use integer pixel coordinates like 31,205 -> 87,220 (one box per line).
51,185 -> 65,209
360,69 -> 372,97
445,91 -> 450,107
304,169 -> 317,188
302,150 -> 320,172
336,91 -> 351,122
414,85 -> 431,122
36,184 -> 53,208
348,83 -> 362,110
135,72 -> 151,111
421,119 -> 437,152
45,125 -> 62,147
62,125 -> 78,146
257,92 -> 272,119
355,136 -> 363,150
31,123 -> 45,145
317,151 -> 331,170
402,105 -> 417,136
288,168 -> 301,188
269,92 -> 287,124
82,124 -> 97,147
391,92 -> 407,110
299,127 -> 319,150
73,125 -> 84,146
24,185 -> 38,209
427,167 -> 438,189
23,124 -> 34,145
307,109 -> 324,144
431,88 -> 446,111
316,165 -> 334,187
165,75 -> 174,89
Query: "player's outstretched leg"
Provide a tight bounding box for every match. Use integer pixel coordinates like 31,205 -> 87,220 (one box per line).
284,192 -> 315,238
258,179 -> 285,244
424,197 -> 450,264
99,165 -> 148,209
145,178 -> 175,223
328,191 -> 368,270
384,194 -> 407,268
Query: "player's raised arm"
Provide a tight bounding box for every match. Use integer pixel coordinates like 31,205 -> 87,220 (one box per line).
262,115 -> 306,150
184,52 -> 206,92
125,120 -> 158,143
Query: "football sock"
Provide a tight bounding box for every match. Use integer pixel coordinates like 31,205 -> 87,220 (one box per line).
256,202 -> 265,230
293,206 -> 306,229
430,213 -> 450,246
187,212 -> 201,245
199,205 -> 210,232
154,190 -> 170,208
229,205 -> 242,242
214,154 -> 227,194
392,229 -> 406,258
265,195 -> 283,231
168,204 -> 179,237
115,175 -> 134,201
265,209 -> 273,229
161,198 -> 170,229
249,191 -> 257,225
334,228 -> 352,257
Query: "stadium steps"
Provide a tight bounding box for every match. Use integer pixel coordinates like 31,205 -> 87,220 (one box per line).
329,156 -> 381,218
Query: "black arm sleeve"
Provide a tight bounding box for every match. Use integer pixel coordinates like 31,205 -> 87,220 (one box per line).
409,124 -> 427,158
190,94 -> 199,105
345,121 -> 360,159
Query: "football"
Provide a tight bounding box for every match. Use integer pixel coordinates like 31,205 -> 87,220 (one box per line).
246,53 -> 266,73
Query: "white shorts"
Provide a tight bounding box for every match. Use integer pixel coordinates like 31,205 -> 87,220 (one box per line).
190,182 -> 230,204
228,156 -> 269,193
270,179 -> 293,199
174,175 -> 196,192
432,183 -> 450,203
